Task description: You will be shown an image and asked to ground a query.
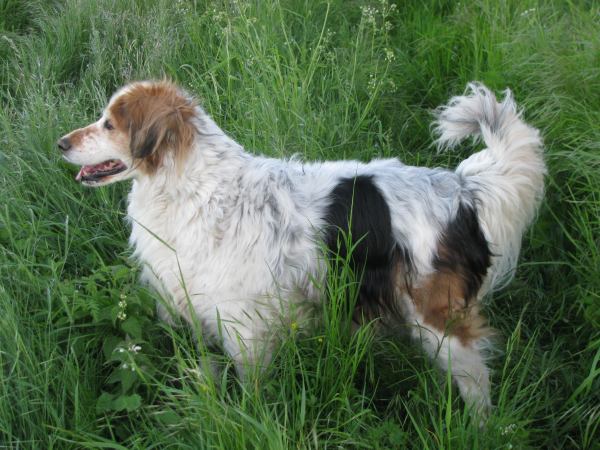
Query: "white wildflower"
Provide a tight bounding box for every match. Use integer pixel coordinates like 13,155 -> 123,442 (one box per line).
384,48 -> 395,62
129,344 -> 142,353
501,423 -> 517,435
387,78 -> 397,93
367,73 -> 378,96
521,8 -> 536,17
117,295 -> 127,321
361,6 -> 377,26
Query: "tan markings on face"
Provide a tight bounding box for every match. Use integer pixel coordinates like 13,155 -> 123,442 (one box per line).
108,81 -> 197,175
67,124 -> 95,147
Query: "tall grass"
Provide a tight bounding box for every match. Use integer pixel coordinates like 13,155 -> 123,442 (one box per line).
0,0 -> 598,448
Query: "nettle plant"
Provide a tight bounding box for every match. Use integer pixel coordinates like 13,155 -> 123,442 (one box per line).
58,261 -> 158,414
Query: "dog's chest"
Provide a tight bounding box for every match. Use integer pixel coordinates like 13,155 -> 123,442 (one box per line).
126,181 -> 321,314
128,192 -> 237,293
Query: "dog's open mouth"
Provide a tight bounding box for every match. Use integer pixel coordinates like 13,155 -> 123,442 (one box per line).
76,159 -> 127,182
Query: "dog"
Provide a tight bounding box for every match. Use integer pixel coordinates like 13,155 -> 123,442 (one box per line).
58,80 -> 545,413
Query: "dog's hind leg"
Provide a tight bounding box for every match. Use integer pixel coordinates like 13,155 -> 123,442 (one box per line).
397,272 -> 493,416
411,315 -> 492,415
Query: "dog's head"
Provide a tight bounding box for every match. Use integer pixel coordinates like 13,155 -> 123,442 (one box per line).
58,80 -> 197,186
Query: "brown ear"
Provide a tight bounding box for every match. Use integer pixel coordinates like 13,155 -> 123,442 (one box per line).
112,81 -> 197,174
130,120 -> 164,160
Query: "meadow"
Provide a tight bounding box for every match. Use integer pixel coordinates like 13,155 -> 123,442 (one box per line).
0,0 -> 599,448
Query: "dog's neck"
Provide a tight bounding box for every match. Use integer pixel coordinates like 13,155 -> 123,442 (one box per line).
130,112 -> 248,203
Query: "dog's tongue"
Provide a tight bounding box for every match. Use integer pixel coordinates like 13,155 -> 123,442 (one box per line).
75,160 -> 120,181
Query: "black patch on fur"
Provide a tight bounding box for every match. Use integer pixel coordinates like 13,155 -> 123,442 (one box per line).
131,126 -> 159,159
324,176 -> 407,319
434,202 -> 491,301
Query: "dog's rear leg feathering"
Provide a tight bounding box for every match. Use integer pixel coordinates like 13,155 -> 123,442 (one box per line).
408,83 -> 546,415
435,83 -> 546,295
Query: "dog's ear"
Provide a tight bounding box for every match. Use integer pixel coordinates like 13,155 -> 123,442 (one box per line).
130,120 -> 163,160
113,81 -> 197,174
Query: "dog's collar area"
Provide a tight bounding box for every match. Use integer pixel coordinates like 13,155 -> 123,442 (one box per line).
76,159 -> 127,182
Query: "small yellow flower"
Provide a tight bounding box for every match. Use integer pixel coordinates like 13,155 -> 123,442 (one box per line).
290,321 -> 298,332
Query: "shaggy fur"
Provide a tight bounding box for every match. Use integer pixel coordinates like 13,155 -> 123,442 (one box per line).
58,80 -> 546,413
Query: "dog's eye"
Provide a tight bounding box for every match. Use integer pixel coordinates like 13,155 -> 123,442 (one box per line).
104,120 -> 114,131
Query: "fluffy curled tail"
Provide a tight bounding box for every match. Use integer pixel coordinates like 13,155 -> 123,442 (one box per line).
434,82 -> 546,294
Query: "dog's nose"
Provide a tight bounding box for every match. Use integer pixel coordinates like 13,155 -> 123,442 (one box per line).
57,137 -> 72,151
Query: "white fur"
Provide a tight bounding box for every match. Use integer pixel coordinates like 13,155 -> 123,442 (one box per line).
434,83 -> 547,293
61,82 -> 545,410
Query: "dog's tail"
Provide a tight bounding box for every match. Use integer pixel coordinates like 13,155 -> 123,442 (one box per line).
433,82 -> 546,294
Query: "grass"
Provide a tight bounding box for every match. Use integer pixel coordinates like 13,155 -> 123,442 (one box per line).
0,0 -> 599,448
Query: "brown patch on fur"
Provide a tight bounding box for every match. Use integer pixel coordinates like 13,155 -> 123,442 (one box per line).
66,125 -> 94,147
401,204 -> 493,346
411,270 -> 489,345
392,252 -> 489,346
108,80 -> 197,174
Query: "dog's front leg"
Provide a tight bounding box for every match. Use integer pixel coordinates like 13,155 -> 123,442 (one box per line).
219,321 -> 274,382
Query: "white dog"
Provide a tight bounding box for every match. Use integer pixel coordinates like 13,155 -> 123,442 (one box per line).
59,81 -> 545,413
